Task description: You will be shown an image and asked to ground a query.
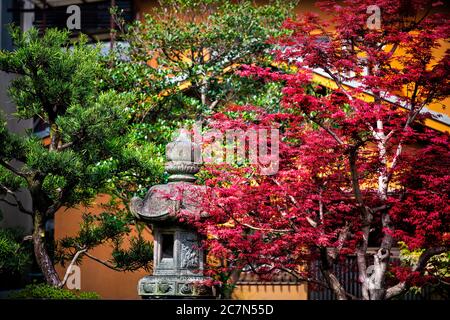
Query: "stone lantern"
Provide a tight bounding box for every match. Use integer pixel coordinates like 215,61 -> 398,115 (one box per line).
130,130 -> 213,298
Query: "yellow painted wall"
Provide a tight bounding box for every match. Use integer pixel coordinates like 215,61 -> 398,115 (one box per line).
232,284 -> 308,300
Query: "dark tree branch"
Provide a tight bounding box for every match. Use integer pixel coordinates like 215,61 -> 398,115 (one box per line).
385,246 -> 448,299
0,159 -> 29,181
84,252 -> 123,272
57,142 -> 73,151
0,184 -> 32,215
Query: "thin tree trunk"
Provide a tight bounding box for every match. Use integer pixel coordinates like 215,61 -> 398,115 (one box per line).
366,119 -> 394,300
357,225 -> 370,300
349,149 -> 372,299
200,78 -> 208,107
222,269 -> 242,299
321,269 -> 348,300
49,123 -> 61,151
320,249 -> 347,300
32,212 -> 61,286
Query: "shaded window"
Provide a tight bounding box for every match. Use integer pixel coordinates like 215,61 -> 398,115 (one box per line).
161,234 -> 174,259
11,0 -> 134,42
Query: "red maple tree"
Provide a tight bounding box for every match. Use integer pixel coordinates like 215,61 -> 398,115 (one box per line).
186,0 -> 449,300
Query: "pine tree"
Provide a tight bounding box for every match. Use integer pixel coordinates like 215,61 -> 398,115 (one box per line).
0,28 -> 161,286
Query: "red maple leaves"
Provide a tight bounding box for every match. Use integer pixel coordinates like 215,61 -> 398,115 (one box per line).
187,0 -> 449,299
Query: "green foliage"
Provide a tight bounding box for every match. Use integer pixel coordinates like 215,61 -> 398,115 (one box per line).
0,26 -> 163,203
105,0 -> 295,150
111,236 -> 153,272
400,242 -> 450,280
0,113 -> 26,162
0,228 -> 31,275
55,199 -> 153,272
0,28 -> 100,122
230,76 -> 285,112
399,242 -> 450,297
0,1 -> 295,282
0,165 -> 27,195
9,283 -> 100,300
0,27 -> 160,279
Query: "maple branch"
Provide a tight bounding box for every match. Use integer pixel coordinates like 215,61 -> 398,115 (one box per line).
327,223 -> 350,261
385,130 -> 395,142
323,66 -> 345,92
318,191 -> 324,223
386,43 -> 399,59
272,178 -> 318,228
388,81 -> 437,181
388,106 -> 421,181
412,6 -> 432,29
371,205 -> 389,213
234,215 -> 292,234
217,202 -> 293,233
246,262 -> 277,276
242,223 -> 292,233
317,122 -> 345,145
319,248 -> 348,300
385,246 -> 448,299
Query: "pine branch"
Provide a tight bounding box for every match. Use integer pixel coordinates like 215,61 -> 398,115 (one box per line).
84,252 -> 123,272
0,159 -> 29,181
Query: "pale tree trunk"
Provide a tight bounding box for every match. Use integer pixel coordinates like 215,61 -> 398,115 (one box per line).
365,119 -> 394,300
349,149 -> 374,300
367,248 -> 390,299
199,77 -> 219,112
321,269 -> 348,300
32,212 -> 61,286
200,77 -> 209,107
357,225 -> 370,300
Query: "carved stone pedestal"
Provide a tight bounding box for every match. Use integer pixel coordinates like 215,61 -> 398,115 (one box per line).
137,227 -> 213,298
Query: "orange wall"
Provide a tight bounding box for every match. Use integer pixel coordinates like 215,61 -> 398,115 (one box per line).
54,194 -> 308,299
55,195 -> 151,299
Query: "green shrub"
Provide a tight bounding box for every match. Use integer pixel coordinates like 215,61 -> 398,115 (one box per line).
9,283 -> 101,300
0,228 -> 31,276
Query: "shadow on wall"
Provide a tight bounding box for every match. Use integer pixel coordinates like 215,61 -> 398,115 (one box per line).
0,71 -> 33,234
